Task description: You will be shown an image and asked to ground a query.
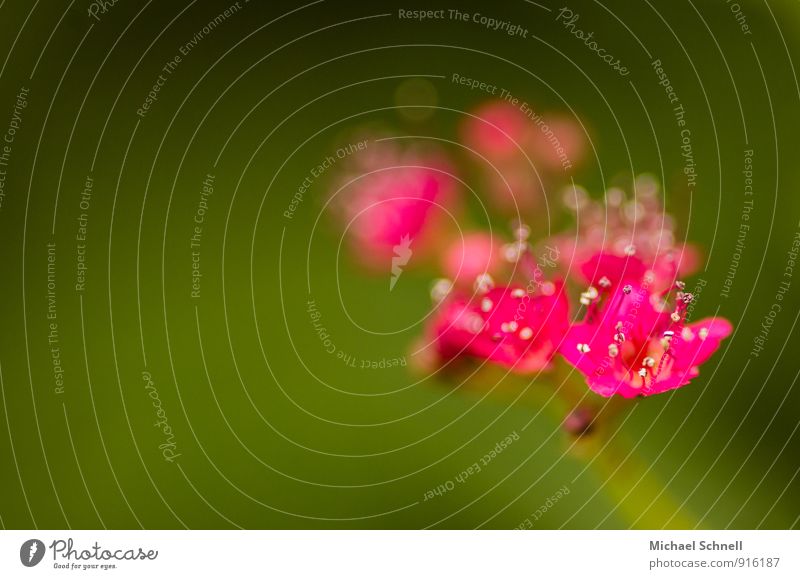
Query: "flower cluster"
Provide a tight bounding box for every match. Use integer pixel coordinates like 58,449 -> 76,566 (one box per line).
327,100 -> 731,399
330,139 -> 458,270
423,231 -> 731,397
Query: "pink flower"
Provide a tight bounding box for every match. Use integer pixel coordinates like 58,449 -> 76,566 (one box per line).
462,100 -> 531,161
579,252 -> 648,289
332,142 -> 458,269
442,232 -> 502,286
430,281 -> 570,373
528,115 -> 587,171
560,281 -> 732,398
551,176 -> 699,290
577,250 -> 699,294
578,250 -> 701,296
462,101 -> 586,168
461,100 -> 586,213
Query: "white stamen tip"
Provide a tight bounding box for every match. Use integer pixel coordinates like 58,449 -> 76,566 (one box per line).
465,314 -> 484,334
474,274 -> 495,293
519,327 -> 533,340
608,344 -> 619,357
577,343 -> 591,354
514,223 -> 531,241
480,298 -> 493,312
430,278 -> 452,302
502,242 -> 524,263
698,327 -> 709,340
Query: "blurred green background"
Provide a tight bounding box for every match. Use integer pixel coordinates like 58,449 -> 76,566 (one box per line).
0,0 -> 798,529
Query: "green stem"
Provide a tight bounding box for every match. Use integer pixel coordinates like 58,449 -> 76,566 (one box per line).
548,360 -> 699,528
570,424 -> 699,529
459,362 -> 700,528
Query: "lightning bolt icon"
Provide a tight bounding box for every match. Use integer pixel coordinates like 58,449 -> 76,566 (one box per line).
390,234 -> 413,291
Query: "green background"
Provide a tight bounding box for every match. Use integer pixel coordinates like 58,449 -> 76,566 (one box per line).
0,0 -> 798,529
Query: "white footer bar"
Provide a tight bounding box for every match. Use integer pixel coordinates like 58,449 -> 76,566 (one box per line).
1,530 -> 798,578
